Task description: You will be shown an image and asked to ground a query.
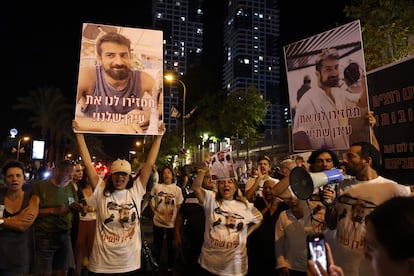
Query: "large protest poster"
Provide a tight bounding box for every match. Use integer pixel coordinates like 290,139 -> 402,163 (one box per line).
283,20 -> 371,152
368,56 -> 414,185
210,146 -> 237,181
73,23 -> 163,135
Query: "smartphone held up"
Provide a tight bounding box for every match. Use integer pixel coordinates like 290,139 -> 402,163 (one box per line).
307,232 -> 328,275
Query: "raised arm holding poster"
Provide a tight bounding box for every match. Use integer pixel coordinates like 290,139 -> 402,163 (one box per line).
210,146 -> 236,181
73,23 -> 164,135
284,20 -> 371,151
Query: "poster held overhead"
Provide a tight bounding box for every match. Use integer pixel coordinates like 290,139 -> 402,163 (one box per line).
210,146 -> 236,181
283,20 -> 371,151
73,23 -> 164,135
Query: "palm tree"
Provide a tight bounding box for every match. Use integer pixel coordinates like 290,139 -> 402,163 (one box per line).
13,85 -> 73,164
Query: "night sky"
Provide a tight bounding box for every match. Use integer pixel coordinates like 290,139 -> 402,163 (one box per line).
2,1 -> 348,157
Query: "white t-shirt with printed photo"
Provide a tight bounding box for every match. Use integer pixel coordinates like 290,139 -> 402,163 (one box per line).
199,190 -> 263,276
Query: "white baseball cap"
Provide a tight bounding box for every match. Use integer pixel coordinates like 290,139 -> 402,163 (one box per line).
111,159 -> 132,174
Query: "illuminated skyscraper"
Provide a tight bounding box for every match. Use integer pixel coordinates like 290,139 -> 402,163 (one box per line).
152,0 -> 204,129
223,0 -> 288,130
153,0 -> 288,133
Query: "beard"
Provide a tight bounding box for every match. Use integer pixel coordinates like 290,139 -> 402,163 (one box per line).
345,163 -> 363,177
104,65 -> 130,80
321,75 -> 339,87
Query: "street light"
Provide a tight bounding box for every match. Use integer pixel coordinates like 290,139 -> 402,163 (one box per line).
165,74 -> 187,155
17,136 -> 30,161
128,150 -> 136,161
136,140 -> 145,153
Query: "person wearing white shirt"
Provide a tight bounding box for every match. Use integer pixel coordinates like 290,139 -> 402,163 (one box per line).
245,155 -> 279,202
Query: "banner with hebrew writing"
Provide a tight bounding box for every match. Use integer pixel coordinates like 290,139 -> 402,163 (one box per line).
74,23 -> 163,135
368,56 -> 414,185
283,20 -> 370,151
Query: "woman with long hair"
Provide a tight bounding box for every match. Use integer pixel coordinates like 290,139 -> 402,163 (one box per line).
74,122 -> 165,275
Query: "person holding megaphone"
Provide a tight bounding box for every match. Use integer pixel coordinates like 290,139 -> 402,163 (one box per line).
297,149 -> 341,232
323,141 -> 411,276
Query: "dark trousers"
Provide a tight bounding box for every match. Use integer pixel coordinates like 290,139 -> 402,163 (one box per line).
152,225 -> 175,269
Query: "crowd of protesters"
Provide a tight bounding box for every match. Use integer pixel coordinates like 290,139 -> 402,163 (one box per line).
0,137 -> 412,276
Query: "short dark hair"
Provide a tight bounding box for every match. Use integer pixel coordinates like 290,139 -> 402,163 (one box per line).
257,155 -> 271,163
366,196 -> 414,261
343,62 -> 360,85
2,159 -> 25,176
96,32 -> 131,57
351,141 -> 381,172
56,160 -> 75,171
315,48 -> 339,72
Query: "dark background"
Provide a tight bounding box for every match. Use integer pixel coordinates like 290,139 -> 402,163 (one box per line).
1,1 -> 348,157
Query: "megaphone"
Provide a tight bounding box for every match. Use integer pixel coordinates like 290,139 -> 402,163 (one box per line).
289,167 -> 344,200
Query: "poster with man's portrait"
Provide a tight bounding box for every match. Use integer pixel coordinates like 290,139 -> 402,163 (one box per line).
210,146 -> 236,181
283,20 -> 371,151
73,23 -> 164,135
